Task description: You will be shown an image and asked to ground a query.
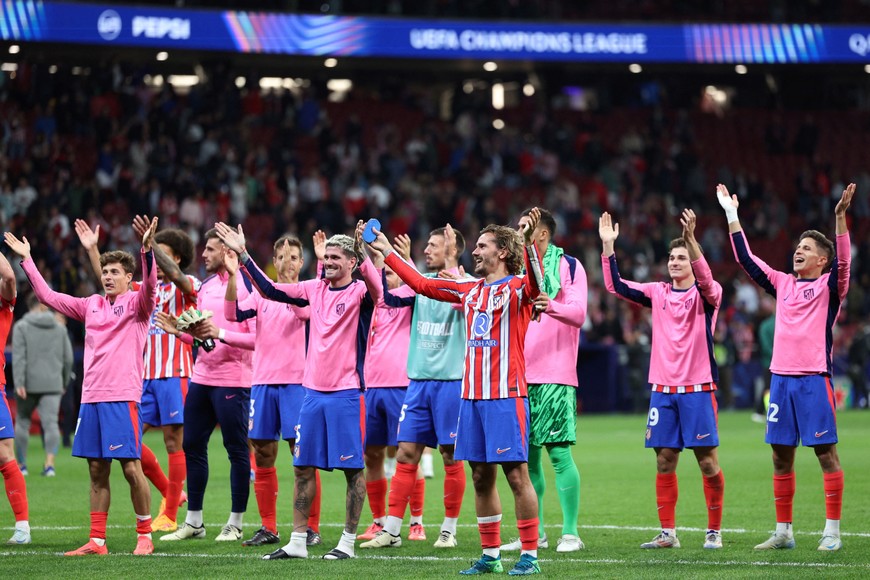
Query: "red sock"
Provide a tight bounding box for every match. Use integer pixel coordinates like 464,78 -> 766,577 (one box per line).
90,511 -> 108,540
703,471 -> 725,530
478,516 -> 501,549
823,471 -> 844,520
517,518 -> 539,551
387,462 -> 417,519
249,451 -> 255,470
367,478 -> 388,520
0,460 -> 28,521
136,515 -> 152,535
443,461 -> 465,518
255,466 -> 279,534
307,469 -> 321,532
655,472 -> 678,529
164,451 -> 186,521
410,476 -> 425,518
773,472 -> 795,523
140,444 -> 168,497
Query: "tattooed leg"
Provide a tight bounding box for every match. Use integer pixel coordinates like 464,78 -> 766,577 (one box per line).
344,468 -> 366,535
294,465 -> 315,533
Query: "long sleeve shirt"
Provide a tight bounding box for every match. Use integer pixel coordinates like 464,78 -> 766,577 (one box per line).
21,249 -> 157,403
225,291 -> 308,385
602,253 -> 721,390
190,271 -> 256,388
133,275 -> 200,379
524,254 -> 587,387
365,270 -> 413,388
731,230 -> 850,376
241,255 -> 380,392
385,246 -> 542,401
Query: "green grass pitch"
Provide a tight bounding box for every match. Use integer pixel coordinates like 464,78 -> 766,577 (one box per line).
2,410 -> 869,578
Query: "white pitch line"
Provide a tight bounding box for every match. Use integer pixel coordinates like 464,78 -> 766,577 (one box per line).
25,522 -> 870,538
0,551 -> 868,569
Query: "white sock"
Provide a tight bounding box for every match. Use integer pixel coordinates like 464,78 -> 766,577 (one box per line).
186,510 -> 204,528
441,517 -> 459,535
663,528 -> 676,537
775,522 -> 792,536
373,517 -> 384,526
338,530 -> 356,555
410,514 -> 423,526
483,547 -> 499,558
384,515 -> 402,536
282,532 -> 308,557
15,520 -> 30,533
521,549 -> 538,558
91,537 -> 106,547
824,519 -> 840,536
421,453 -> 434,474
228,512 -> 244,529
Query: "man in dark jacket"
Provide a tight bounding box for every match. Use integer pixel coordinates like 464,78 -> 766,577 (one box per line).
13,293 -> 73,477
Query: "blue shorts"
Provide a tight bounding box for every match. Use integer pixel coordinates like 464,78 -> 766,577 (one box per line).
645,391 -> 719,450
72,401 -> 143,460
397,379 -> 461,448
249,383 -> 305,441
454,397 -> 530,464
294,388 -> 365,470
141,378 -> 188,426
766,374 -> 838,447
0,388 -> 13,439
364,387 -> 407,447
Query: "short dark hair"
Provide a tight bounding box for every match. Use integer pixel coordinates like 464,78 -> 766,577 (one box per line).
521,208 -> 556,237
203,228 -> 220,242
429,227 -> 466,257
100,250 -> 136,274
480,224 -> 524,275
273,235 -> 303,257
668,238 -> 687,252
26,292 -> 42,310
798,230 -> 835,271
154,228 -> 195,271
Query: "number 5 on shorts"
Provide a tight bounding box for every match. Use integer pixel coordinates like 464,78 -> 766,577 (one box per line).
399,404 -> 408,423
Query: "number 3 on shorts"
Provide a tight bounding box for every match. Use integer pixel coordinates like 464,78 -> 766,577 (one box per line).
647,407 -> 659,427
399,404 -> 408,423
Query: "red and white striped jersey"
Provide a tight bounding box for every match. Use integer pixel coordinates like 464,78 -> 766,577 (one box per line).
384,245 -> 541,401
133,276 -> 200,379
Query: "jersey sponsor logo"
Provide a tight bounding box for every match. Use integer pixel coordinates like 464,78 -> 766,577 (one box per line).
496,447 -> 511,455
336,303 -> 346,316
468,339 -> 498,347
804,288 -> 815,301
472,312 -> 492,337
340,454 -> 354,461
696,433 -> 711,440
815,430 -> 829,438
113,305 -> 125,317
109,444 -> 124,451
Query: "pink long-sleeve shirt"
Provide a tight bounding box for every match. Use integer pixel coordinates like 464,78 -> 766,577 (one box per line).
241,255 -> 381,392
602,252 -> 722,388
524,253 -> 587,387
21,249 -> 157,403
365,272 -> 414,388
190,271 -> 256,388
731,230 -> 850,375
225,291 -> 308,385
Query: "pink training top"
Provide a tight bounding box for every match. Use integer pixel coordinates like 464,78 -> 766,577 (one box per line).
225,291 -> 309,385
524,254 -> 587,387
365,272 -> 414,388
731,230 -> 850,376
602,252 -> 722,388
241,255 -> 382,392
190,271 -> 256,388
21,249 -> 157,403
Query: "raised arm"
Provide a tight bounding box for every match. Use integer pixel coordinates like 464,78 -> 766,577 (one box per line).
716,183 -> 743,234
355,220 -> 383,303
223,248 -> 258,323
598,213 -> 653,308
831,183 -> 854,300
540,257 -> 587,328
132,214 -> 194,295
681,208 -> 722,307
134,216 -> 159,319
5,233 -> 87,321
521,208 -> 543,301
0,251 -> 16,303
74,218 -> 103,284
